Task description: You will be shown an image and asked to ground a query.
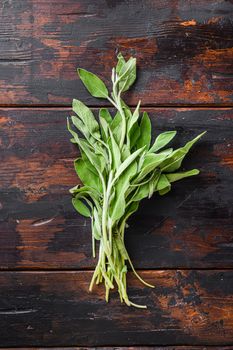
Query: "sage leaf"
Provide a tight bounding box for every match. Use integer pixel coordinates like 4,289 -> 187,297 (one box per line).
73,99 -> 100,139
99,108 -> 112,123
150,131 -> 177,153
137,112 -> 151,150
109,129 -> 121,170
136,153 -> 168,182
159,186 -> 171,196
148,171 -> 160,198
74,158 -> 102,193
99,115 -> 109,142
156,174 -> 171,195
93,208 -> 102,240
110,180 -> 128,223
78,68 -> 108,98
122,201 -> 140,224
128,122 -> 141,150
116,52 -> 126,75
121,144 -> 131,161
78,139 -> 105,172
116,53 -> 136,92
111,111 -> 122,144
71,115 -> 96,146
110,161 -> 137,223
99,108 -> 112,143
161,131 -> 206,172
166,169 -> 199,182
72,197 -> 91,217
128,101 -> 141,132
130,182 -> 150,202
114,147 -> 144,181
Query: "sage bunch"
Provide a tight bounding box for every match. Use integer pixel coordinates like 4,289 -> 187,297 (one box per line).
67,54 -> 205,308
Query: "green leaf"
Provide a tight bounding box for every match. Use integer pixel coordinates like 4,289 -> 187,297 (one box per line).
99,115 -> 109,142
158,148 -> 173,156
166,169 -> 199,183
122,201 -> 139,223
78,139 -> 105,172
70,185 -> 101,212
71,115 -> 96,145
156,174 -> 171,196
128,122 -> 141,150
111,111 -> 121,129
130,182 -> 150,202
92,208 -> 102,240
137,112 -> 151,150
148,171 -> 160,198
161,132 -> 206,172
159,186 -> 171,196
99,108 -> 112,123
72,197 -> 91,217
108,129 -> 121,170
116,54 -> 136,92
121,144 -> 131,161
128,101 -> 141,132
67,117 -> 80,144
122,102 -> 132,121
74,158 -> 102,192
114,147 -> 144,181
110,181 -> 128,223
111,111 -> 122,144
71,115 -> 85,132
77,68 -> 108,98
116,52 -> 126,75
72,99 -> 100,139
127,101 -> 141,149
136,153 -> 168,182
110,160 -> 137,223
150,131 -> 177,153
99,108 -> 112,142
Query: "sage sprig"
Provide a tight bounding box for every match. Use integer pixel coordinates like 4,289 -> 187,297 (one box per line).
68,54 -> 205,308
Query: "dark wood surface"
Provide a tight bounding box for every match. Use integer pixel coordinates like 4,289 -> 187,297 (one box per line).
2,348 -> 233,350
0,0 -> 233,106
3,348 -> 233,350
0,0 -> 233,348
0,108 -> 232,270
0,270 -> 233,346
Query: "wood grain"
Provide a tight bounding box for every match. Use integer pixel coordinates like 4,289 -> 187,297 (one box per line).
3,348 -> 233,350
1,1 -> 233,348
0,0 -> 233,105
0,107 -> 232,270
0,270 -> 233,346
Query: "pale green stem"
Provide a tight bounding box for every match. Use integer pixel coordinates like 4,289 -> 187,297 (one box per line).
89,240 -> 103,291
109,71 -> 127,150
118,225 -> 155,289
91,217 -> 96,258
118,100 -> 127,149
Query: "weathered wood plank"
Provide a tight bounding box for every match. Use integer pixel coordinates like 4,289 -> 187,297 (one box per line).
0,108 -> 232,269
0,270 -> 233,346
2,348 -> 233,350
0,0 -> 233,105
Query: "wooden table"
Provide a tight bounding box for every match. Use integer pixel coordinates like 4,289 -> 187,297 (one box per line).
0,1 -> 233,348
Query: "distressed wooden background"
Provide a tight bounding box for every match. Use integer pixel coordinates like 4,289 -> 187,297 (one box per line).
0,0 -> 233,348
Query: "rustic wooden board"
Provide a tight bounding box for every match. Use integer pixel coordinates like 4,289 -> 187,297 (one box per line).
0,0 -> 233,105
0,270 -> 233,346
3,348 -> 233,350
0,108 -> 232,270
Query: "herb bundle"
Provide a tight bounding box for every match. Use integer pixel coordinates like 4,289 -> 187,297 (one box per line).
68,54 -> 205,308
